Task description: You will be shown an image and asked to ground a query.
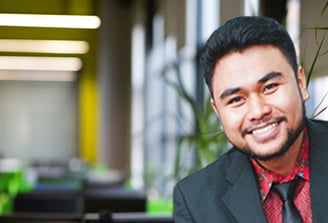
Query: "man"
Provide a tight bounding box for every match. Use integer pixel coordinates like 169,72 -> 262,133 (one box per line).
173,16 -> 328,223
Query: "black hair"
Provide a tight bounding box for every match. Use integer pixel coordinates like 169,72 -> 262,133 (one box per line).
201,16 -> 298,96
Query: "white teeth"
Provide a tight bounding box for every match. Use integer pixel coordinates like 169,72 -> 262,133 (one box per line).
252,123 -> 277,135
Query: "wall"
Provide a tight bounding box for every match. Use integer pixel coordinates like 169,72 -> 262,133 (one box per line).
0,78 -> 78,161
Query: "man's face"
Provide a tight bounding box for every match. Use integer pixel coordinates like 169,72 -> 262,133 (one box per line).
211,45 -> 309,161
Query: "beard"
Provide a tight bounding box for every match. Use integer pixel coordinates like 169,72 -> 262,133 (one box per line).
236,105 -> 306,162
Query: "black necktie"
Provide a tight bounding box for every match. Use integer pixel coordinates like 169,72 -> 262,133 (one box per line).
273,177 -> 303,223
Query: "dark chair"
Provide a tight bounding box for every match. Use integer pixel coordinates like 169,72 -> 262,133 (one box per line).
13,175 -> 84,214
0,213 -> 82,223
83,188 -> 147,213
13,191 -> 83,213
83,211 -> 173,223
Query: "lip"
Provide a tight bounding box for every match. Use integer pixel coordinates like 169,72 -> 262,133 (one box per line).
253,123 -> 277,135
246,122 -> 280,143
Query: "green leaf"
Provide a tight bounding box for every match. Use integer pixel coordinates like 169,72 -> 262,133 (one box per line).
306,31 -> 327,87
320,1 -> 328,16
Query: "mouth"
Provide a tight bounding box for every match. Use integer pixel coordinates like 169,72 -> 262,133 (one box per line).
252,123 -> 277,135
242,116 -> 286,137
246,121 -> 280,143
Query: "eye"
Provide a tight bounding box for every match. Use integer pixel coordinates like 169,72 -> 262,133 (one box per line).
227,96 -> 243,105
264,83 -> 278,93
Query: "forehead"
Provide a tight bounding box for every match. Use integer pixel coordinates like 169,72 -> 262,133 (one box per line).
212,45 -> 293,91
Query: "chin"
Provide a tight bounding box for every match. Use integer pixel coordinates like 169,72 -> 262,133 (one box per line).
239,143 -> 290,161
250,149 -> 286,161
239,139 -> 285,161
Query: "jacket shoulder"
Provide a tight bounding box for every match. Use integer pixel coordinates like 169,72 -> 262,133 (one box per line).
175,148 -> 243,195
173,149 -> 250,222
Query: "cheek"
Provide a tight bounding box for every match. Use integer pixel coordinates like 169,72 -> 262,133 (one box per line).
219,109 -> 245,135
269,91 -> 303,114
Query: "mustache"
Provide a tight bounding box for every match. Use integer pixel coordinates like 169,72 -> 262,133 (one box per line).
241,116 -> 287,137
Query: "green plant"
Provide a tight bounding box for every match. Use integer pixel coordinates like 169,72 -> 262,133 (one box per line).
303,0 -> 328,118
163,63 -> 227,180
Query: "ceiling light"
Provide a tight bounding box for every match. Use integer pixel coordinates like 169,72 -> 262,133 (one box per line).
0,13 -> 101,29
0,56 -> 82,71
0,39 -> 89,54
0,70 -> 77,81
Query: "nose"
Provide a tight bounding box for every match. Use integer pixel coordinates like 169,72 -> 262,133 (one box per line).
246,94 -> 271,121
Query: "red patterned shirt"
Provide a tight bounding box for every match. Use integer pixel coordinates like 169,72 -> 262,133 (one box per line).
251,128 -> 312,223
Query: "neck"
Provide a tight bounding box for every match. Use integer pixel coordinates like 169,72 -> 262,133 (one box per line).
256,132 -> 304,177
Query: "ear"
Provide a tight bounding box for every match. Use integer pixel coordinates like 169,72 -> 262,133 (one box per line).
211,98 -> 224,131
211,98 -> 220,117
297,67 -> 309,101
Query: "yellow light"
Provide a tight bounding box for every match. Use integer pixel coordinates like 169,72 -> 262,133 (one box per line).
0,39 -> 89,54
0,13 -> 101,29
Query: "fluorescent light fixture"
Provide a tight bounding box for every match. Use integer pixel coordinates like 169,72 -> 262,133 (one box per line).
0,70 -> 77,81
0,39 -> 89,54
0,56 -> 82,71
0,13 -> 101,29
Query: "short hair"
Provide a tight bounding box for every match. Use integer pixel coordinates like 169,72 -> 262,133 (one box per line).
201,16 -> 298,96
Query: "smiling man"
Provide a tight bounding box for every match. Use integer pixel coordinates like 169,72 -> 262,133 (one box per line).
173,16 -> 328,223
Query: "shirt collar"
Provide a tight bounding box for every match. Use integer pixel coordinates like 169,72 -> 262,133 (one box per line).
251,128 -> 310,202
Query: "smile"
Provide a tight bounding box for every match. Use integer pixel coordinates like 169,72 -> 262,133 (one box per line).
252,123 -> 277,135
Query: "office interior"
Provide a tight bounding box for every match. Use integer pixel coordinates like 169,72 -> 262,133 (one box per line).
0,0 -> 327,222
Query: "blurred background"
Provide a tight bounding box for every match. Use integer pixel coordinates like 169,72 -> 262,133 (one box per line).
0,0 -> 326,218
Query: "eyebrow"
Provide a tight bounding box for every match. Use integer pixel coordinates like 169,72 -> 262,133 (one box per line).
258,71 -> 282,83
219,71 -> 282,100
219,87 -> 241,100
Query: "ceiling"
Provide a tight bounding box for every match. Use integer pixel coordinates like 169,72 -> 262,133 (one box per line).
0,0 -> 100,80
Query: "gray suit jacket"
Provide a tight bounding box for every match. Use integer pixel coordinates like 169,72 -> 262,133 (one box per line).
173,119 -> 328,222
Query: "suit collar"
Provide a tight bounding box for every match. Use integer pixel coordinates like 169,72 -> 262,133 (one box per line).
222,150 -> 267,223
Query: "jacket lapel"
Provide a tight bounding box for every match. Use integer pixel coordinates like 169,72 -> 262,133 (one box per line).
307,119 -> 328,223
220,119 -> 328,223
222,150 -> 267,223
